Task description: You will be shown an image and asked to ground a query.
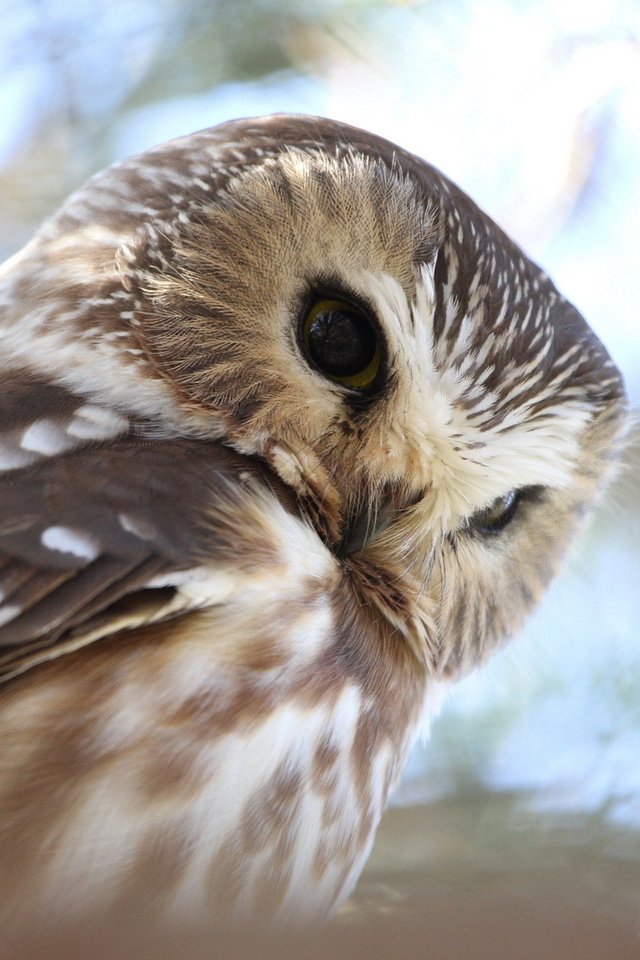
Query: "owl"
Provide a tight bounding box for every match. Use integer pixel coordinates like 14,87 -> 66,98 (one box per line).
0,114 -> 626,936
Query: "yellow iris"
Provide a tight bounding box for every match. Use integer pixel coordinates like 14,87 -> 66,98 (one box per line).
303,298 -> 381,389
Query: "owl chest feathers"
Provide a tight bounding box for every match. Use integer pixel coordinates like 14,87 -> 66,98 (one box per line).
0,561 -> 435,928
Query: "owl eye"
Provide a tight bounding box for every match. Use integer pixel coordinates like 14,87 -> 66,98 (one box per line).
302,298 -> 381,389
470,490 -> 521,535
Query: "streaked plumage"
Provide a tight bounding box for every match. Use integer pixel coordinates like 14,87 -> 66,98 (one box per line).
0,115 -> 626,934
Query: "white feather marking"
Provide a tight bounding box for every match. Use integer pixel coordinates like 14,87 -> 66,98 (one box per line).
145,567 -> 231,590
269,503 -> 336,583
21,419 -> 73,456
0,604 -> 21,627
0,439 -> 39,471
118,513 -> 156,540
67,405 -> 129,440
41,526 -> 100,561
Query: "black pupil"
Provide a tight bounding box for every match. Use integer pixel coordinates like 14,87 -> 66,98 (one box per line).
307,307 -> 376,378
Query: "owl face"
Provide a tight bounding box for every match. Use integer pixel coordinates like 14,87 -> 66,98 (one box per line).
109,119 -> 625,675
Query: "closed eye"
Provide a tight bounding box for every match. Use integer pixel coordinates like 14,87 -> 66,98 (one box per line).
468,490 -> 521,535
466,486 -> 545,537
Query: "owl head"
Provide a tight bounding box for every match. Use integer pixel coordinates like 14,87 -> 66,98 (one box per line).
1,114 -> 626,678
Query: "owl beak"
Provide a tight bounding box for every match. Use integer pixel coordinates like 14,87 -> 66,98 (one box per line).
340,486 -> 427,556
340,504 -> 395,556
338,493 -> 402,557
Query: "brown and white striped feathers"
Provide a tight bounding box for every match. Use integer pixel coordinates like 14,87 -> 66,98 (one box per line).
0,115 -> 626,932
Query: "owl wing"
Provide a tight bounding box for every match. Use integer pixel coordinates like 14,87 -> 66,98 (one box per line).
0,380 -> 292,682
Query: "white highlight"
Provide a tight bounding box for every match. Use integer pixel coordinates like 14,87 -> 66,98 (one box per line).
41,526 -> 99,561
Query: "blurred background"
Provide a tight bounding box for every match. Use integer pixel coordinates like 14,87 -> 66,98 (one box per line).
1,0 -> 638,946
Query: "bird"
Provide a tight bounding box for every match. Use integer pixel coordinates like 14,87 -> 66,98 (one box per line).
0,114 -> 626,936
